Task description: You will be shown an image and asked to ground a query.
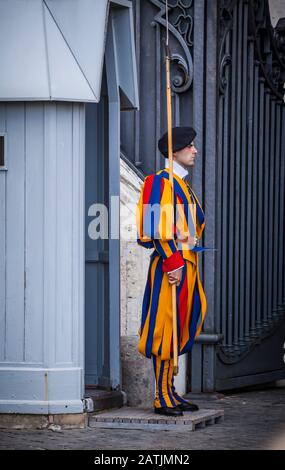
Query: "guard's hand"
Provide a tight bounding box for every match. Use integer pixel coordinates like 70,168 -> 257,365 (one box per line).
167,267 -> 183,286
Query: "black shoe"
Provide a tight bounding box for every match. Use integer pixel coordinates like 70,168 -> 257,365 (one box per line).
178,401 -> 199,412
154,406 -> 183,416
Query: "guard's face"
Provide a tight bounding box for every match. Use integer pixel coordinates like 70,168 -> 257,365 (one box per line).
173,141 -> 198,167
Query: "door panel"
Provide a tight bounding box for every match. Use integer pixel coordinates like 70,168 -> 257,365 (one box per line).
85,64 -> 110,388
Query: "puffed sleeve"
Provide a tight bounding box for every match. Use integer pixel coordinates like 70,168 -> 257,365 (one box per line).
136,174 -> 185,273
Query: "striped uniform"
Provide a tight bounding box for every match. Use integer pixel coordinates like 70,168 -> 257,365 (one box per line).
136,168 -> 207,407
137,169 -> 206,359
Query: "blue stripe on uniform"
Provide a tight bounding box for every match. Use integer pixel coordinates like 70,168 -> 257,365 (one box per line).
137,238 -> 154,249
180,281 -> 201,354
154,239 -> 177,259
167,365 -> 177,407
158,359 -> 167,407
145,257 -> 164,358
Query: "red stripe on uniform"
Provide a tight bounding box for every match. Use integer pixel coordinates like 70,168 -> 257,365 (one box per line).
170,273 -> 188,354
143,174 -> 155,206
162,251 -> 185,272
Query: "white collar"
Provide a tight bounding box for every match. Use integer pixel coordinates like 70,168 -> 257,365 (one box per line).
164,159 -> 189,180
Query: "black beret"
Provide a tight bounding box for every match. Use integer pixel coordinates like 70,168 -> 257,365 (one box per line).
158,126 -> 197,158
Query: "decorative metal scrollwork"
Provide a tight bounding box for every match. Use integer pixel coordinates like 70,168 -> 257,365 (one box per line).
274,18 -> 285,62
218,314 -> 285,365
218,0 -> 236,95
219,0 -> 285,100
149,0 -> 194,93
248,0 -> 285,100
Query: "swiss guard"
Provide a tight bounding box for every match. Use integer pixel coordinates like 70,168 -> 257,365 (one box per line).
136,126 -> 208,417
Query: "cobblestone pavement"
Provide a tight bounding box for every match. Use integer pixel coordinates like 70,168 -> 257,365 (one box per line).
1,384 -> 285,450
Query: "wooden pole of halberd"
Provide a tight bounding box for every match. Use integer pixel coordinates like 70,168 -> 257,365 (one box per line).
165,44 -> 179,375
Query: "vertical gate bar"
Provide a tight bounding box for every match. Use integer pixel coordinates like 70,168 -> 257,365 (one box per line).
190,0 -> 206,392
193,0 -> 206,211
267,97 -> 275,322
192,0 -> 205,258
233,0 -> 243,350
134,0 -> 141,168
245,30 -> 253,343
250,62 -> 260,336
272,99 -> 280,316
227,2 -> 238,348
190,343 -> 203,393
217,81 -> 223,337
217,3 -> 225,340
280,107 -> 285,306
174,93 -> 180,128
240,0 -> 249,346
201,0 -> 218,392
281,106 -> 285,306
221,30 -> 231,346
274,102 -> 281,314
256,77 -> 265,331
277,101 -> 283,309
262,89 -> 270,326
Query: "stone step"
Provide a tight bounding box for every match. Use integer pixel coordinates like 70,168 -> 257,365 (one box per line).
89,406 -> 224,432
84,389 -> 124,412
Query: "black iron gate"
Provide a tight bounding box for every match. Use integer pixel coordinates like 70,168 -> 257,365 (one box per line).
215,0 -> 285,389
